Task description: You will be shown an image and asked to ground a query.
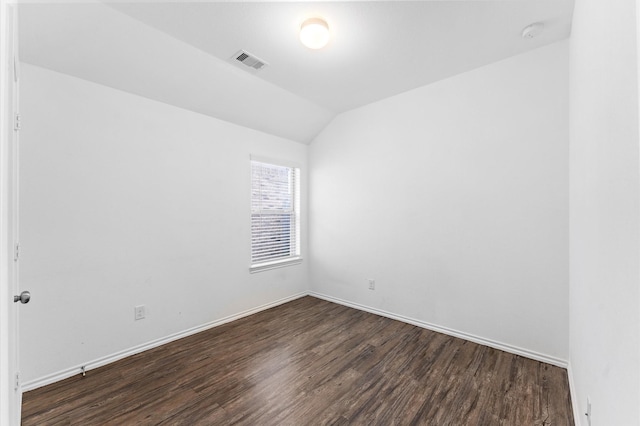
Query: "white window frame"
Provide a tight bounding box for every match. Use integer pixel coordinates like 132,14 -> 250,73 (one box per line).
249,156 -> 302,273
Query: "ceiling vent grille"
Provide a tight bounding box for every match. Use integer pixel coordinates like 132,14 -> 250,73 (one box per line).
233,50 -> 268,71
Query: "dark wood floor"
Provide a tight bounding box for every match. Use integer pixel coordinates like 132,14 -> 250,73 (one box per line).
22,296 -> 574,425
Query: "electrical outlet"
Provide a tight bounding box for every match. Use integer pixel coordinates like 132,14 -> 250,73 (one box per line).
134,305 -> 145,321
368,279 -> 375,290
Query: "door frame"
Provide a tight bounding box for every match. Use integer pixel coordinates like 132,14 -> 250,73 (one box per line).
1,1 -> 20,425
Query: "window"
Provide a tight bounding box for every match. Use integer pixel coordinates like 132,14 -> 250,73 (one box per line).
250,159 -> 301,272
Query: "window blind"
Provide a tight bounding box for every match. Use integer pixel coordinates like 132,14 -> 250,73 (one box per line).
251,161 -> 299,266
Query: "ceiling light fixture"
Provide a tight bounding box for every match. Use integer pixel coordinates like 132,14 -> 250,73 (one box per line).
300,17 -> 330,49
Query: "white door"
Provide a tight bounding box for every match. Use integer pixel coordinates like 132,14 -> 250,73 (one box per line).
1,3 -> 24,425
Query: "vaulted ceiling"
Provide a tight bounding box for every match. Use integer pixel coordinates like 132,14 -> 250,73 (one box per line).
19,0 -> 574,143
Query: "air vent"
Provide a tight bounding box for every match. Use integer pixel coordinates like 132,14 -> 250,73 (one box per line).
233,50 -> 268,71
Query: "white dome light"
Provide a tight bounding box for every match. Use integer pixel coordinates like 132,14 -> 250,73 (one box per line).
300,18 -> 330,49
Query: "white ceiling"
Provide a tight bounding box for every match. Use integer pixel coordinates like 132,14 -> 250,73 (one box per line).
18,1 -> 574,143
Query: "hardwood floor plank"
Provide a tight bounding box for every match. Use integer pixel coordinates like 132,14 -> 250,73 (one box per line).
22,296 -> 574,425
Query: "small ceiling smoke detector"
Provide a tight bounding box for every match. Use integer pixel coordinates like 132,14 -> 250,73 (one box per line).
300,17 -> 330,49
521,22 -> 544,39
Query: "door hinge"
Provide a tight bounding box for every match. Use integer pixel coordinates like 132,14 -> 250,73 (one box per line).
14,372 -> 20,391
14,243 -> 19,261
14,113 -> 21,131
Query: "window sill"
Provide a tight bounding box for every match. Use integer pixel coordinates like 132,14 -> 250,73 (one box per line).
250,257 -> 303,273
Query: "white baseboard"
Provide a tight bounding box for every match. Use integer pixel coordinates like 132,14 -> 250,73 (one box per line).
21,292 -> 308,392
23,290 -> 570,394
567,362 -> 582,426
309,291 -> 568,368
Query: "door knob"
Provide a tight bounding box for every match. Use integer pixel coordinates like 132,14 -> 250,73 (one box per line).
14,291 -> 30,304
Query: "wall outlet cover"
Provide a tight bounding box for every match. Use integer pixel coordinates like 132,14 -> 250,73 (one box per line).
134,305 -> 145,320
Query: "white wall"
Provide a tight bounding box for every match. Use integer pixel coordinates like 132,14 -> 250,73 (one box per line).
309,41 -> 569,363
569,0 -> 640,424
18,63 -> 308,385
